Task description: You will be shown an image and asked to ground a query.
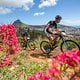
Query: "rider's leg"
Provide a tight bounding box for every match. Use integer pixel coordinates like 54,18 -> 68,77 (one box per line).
48,34 -> 59,46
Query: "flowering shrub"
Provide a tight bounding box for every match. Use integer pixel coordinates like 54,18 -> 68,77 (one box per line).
28,49 -> 80,80
0,56 -> 13,67
0,24 -> 20,68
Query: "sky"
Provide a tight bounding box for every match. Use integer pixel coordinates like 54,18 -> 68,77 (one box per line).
0,0 -> 80,27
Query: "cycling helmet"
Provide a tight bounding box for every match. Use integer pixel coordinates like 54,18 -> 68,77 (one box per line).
55,15 -> 62,20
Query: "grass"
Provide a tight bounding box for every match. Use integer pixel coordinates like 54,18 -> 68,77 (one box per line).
0,50 -> 48,80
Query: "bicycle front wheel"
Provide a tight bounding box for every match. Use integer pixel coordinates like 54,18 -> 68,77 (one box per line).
28,41 -> 36,50
40,41 -> 52,55
60,40 -> 80,52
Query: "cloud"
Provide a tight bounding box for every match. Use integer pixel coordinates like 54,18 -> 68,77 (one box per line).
39,0 -> 58,8
34,12 -> 45,16
62,19 -> 80,26
0,7 -> 12,14
0,0 -> 34,14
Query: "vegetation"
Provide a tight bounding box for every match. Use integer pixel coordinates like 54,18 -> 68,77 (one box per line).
0,51 -> 48,80
28,50 -> 80,80
0,23 -> 80,80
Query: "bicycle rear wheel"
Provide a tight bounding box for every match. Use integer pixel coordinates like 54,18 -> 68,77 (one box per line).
60,40 -> 80,52
28,40 -> 36,50
40,41 -> 52,55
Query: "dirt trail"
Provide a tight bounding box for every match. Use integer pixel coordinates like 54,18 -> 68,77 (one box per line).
25,47 -> 61,63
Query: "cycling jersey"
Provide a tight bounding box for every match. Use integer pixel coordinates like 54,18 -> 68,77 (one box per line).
44,21 -> 57,37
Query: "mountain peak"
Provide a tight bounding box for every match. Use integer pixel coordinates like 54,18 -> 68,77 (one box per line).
13,19 -> 22,24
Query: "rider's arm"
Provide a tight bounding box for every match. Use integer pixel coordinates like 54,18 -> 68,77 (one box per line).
48,27 -> 57,34
47,21 -> 60,34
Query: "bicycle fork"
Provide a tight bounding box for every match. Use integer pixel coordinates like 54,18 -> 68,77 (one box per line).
62,39 -> 70,50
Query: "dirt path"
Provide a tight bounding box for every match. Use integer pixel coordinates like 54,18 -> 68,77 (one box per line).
25,47 -> 61,63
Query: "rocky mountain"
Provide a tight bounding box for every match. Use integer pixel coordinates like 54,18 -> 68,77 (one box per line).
13,19 -> 80,38
13,19 -> 29,36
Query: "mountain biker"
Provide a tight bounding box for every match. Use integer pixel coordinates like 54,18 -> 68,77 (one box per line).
44,15 -> 62,45
22,32 -> 30,49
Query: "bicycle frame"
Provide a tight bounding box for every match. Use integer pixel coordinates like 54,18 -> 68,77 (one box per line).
54,33 -> 68,47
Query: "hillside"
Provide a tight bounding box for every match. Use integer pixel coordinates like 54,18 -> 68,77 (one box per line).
13,19 -> 80,39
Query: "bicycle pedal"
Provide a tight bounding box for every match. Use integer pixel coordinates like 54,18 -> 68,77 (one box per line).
43,45 -> 51,54
46,49 -> 51,54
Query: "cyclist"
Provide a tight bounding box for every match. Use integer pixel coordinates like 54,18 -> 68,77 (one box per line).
21,32 -> 28,49
44,15 -> 62,45
27,34 -> 30,41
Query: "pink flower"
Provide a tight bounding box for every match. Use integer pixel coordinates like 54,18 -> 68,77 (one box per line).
28,71 -> 51,80
43,75 -> 51,80
0,57 -> 13,68
47,67 -> 60,77
35,71 -> 44,80
28,75 -> 35,80
0,46 -> 3,51
77,50 -> 80,56
0,24 -> 20,68
57,52 -> 67,63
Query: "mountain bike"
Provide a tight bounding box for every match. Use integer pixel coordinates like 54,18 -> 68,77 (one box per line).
40,31 -> 80,55
21,37 -> 36,50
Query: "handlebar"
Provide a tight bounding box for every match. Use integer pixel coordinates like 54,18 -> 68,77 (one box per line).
54,31 -> 66,36
54,30 -> 73,38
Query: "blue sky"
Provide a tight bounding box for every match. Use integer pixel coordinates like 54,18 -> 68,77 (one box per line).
0,0 -> 80,26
